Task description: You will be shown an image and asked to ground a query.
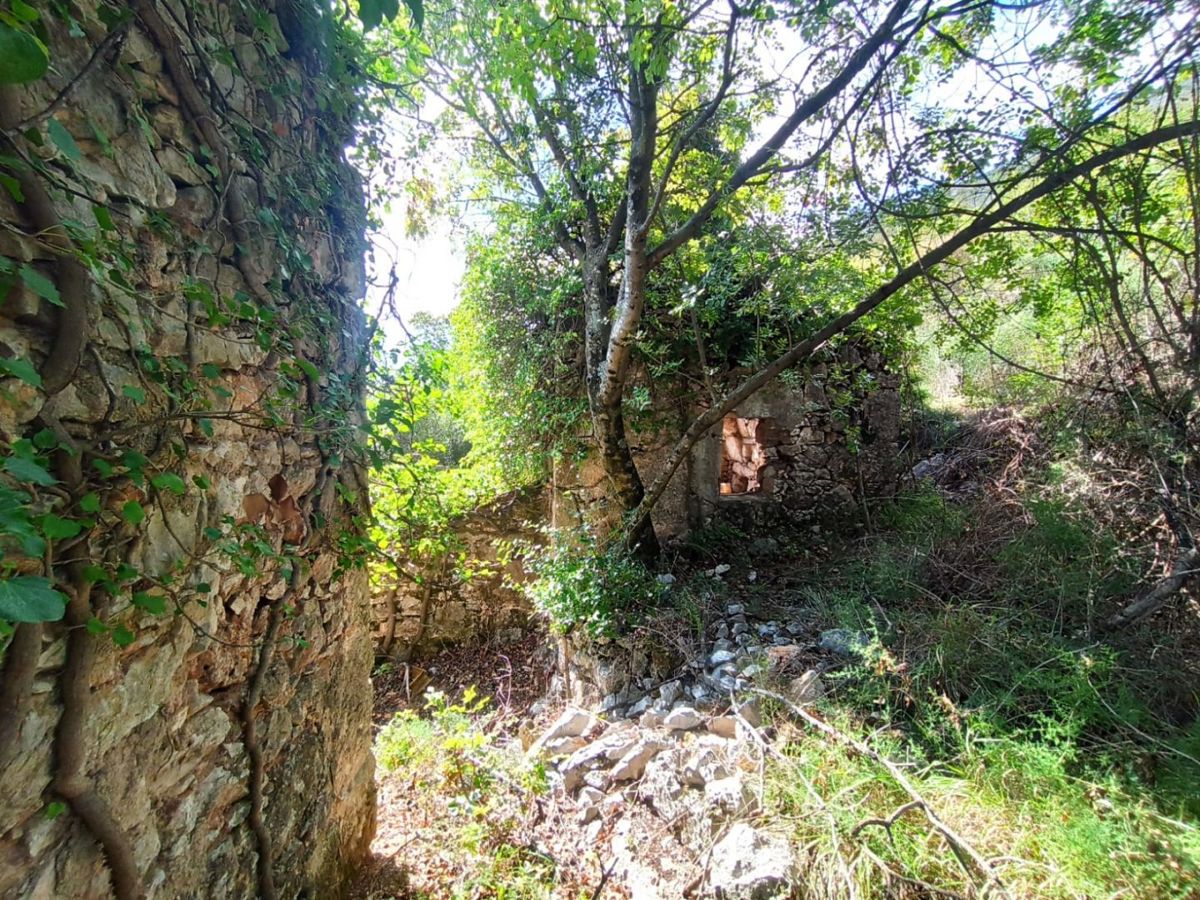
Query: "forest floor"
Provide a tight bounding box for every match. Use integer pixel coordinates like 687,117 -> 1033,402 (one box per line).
350,408 -> 1200,899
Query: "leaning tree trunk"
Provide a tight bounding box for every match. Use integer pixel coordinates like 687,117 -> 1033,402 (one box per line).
582,237 -> 661,557
578,58 -> 663,559
590,396 -> 660,557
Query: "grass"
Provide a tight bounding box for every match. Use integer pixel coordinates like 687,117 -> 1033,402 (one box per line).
370,688 -> 565,899
760,475 -> 1200,898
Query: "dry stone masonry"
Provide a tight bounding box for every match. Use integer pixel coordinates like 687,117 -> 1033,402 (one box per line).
371,486 -> 548,659
0,3 -> 374,897
561,343 -> 901,541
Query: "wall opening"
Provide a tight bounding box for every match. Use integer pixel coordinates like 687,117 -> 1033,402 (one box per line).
719,415 -> 770,495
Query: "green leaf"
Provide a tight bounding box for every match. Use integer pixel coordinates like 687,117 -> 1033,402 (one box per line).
43,801 -> 67,820
83,565 -> 109,583
46,119 -> 81,163
192,474 -> 211,490
122,385 -> 146,403
132,591 -> 166,615
79,492 -> 101,514
0,356 -> 41,387
201,363 -> 221,379
0,172 -> 24,203
85,616 -> 107,635
0,576 -> 67,622
111,624 -> 135,647
19,264 -> 62,307
150,472 -> 186,496
39,514 -> 82,540
198,418 -> 214,438
92,204 -> 116,231
403,0 -> 424,29
9,2 -> 40,23
0,23 -> 48,84
121,500 -> 145,525
4,455 -> 56,485
358,0 -> 399,31
0,486 -> 43,557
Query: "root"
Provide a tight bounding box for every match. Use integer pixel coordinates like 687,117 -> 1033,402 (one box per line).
241,564 -> 309,900
39,423 -> 144,898
133,0 -> 276,310
0,623 -> 41,761
0,85 -> 89,396
55,575 -> 143,899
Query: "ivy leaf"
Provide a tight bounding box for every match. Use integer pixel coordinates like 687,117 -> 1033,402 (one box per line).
111,624 -> 135,647
0,172 -> 24,203
0,486 -> 43,556
0,23 -> 49,84
4,456 -> 56,486
132,591 -> 166,615
46,119 -> 81,163
121,500 -> 146,525
79,493 -> 101,514
83,565 -> 109,584
39,514 -> 82,540
122,385 -> 146,403
92,204 -> 116,232
0,576 -> 67,622
192,474 -> 211,490
358,0 -> 399,31
150,472 -> 186,496
20,264 -> 62,307
0,356 -> 41,387
403,0 -> 424,29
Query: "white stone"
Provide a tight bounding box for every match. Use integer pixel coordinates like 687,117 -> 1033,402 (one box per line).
609,739 -> 670,782
706,823 -> 794,899
663,706 -> 704,731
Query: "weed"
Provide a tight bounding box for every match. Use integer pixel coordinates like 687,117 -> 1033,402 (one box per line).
373,687 -> 562,897
764,470 -> 1200,897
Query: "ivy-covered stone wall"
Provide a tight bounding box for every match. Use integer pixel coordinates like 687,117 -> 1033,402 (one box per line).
0,2 -> 374,897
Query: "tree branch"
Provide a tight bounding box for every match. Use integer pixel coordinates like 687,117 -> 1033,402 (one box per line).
628,120 -> 1200,538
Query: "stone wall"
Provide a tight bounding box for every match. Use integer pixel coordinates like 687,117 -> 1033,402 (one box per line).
0,3 -> 374,897
561,343 -> 901,541
372,487 -> 548,658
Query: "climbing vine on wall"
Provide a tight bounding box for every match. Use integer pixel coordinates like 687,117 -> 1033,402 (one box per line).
0,0 -> 423,896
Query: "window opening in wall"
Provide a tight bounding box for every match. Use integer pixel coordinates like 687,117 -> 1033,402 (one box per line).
720,415 -> 769,495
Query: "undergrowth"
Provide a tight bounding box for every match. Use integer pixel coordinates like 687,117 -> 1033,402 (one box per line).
372,689 -> 560,899
763,459 -> 1200,897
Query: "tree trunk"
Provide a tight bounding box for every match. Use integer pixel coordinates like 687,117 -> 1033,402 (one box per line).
582,238 -> 661,557
591,397 -> 659,557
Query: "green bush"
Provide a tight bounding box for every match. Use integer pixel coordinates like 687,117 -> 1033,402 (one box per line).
518,528 -> 665,637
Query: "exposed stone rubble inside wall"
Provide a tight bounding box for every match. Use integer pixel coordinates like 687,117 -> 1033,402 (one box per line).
0,2 -> 374,896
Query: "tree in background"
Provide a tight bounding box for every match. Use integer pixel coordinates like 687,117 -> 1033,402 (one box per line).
373,0 -> 1197,555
